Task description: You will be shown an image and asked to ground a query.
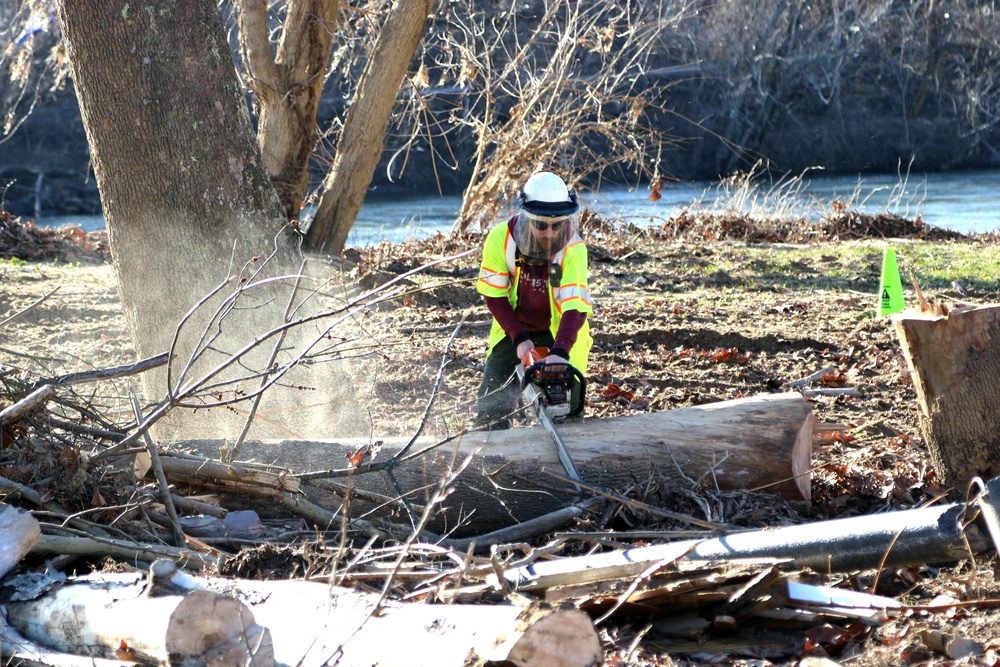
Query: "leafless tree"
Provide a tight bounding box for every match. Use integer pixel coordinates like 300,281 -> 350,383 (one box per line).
411,0 -> 688,232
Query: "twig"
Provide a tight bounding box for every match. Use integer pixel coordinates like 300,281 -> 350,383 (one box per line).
227,257 -> 308,464
541,467 -> 729,531
399,319 -> 491,334
394,314 -> 468,462
595,546 -> 695,624
0,384 -> 56,427
0,286 -> 60,329
800,387 -> 860,397
783,365 -> 835,389
46,417 -> 126,441
135,488 -> 227,519
130,387 -> 186,548
0,475 -> 111,538
324,449 -> 477,664
31,533 -> 217,570
441,497 -> 606,553
275,487 -> 439,544
377,314 -> 470,528
33,353 -> 170,388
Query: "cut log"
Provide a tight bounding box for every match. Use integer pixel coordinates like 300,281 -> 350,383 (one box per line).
172,392 -> 814,534
2,571 -> 273,666
0,503 -> 41,579
2,563 -> 601,667
893,304 -> 1000,491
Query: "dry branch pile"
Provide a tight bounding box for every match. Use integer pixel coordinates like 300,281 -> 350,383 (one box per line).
0,212 -> 110,263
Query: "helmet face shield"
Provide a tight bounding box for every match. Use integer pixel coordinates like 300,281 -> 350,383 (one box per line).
514,211 -> 575,261
515,171 -> 579,260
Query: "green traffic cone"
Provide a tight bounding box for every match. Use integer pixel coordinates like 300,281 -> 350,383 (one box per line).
878,248 -> 905,318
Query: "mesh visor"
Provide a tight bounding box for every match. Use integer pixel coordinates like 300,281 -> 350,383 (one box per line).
514,211 -> 575,261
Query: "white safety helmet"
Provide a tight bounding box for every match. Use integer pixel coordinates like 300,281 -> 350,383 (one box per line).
514,171 -> 578,261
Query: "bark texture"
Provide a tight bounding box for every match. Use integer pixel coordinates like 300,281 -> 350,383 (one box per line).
53,0 -> 298,364
307,0 -> 434,255
175,393 -> 814,534
238,0 -> 338,222
894,305 -> 1000,493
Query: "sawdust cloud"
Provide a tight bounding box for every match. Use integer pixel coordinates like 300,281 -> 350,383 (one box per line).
134,241 -> 382,445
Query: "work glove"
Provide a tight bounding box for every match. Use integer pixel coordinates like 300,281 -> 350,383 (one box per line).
539,354 -> 569,374
516,339 -> 535,363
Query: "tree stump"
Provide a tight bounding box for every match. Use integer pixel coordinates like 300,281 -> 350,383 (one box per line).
894,304 -> 1000,493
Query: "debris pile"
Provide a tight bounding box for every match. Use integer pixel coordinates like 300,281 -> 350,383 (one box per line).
0,212 -> 110,263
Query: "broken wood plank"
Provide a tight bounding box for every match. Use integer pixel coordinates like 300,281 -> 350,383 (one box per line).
157,453 -> 300,496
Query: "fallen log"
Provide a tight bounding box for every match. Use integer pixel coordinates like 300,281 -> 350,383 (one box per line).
0,503 -> 40,579
2,560 -> 601,667
172,392 -> 814,534
2,570 -> 273,666
894,304 -> 1000,491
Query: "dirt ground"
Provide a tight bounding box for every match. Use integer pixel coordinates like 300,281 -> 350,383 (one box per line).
4,215 -> 1000,665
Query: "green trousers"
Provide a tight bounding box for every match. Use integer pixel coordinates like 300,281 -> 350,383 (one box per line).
475,331 -> 582,430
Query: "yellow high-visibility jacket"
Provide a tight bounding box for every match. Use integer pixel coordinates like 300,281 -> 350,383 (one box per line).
476,221 -> 593,372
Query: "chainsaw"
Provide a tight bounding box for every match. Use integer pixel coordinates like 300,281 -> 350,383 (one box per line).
517,347 -> 586,420
516,347 -> 587,491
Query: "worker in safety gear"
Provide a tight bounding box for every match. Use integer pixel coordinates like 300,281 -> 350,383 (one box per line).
474,171 -> 593,429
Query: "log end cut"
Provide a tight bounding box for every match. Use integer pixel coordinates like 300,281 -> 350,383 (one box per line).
165,589 -> 275,667
488,604 -> 602,667
792,409 -> 815,505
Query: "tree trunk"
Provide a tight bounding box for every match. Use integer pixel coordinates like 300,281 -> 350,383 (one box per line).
53,0 -> 298,366
3,565 -> 601,667
893,304 -> 1000,493
174,392 -> 814,534
306,0 -> 434,255
237,0 -> 338,223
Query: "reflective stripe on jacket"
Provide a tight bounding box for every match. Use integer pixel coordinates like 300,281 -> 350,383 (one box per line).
476,221 -> 593,372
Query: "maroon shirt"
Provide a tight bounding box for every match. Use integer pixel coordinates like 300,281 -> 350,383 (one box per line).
484,262 -> 586,359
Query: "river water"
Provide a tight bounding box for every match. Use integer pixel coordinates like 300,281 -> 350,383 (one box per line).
38,169 -> 1000,245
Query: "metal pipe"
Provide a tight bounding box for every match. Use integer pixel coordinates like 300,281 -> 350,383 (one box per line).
506,499 -> 992,590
